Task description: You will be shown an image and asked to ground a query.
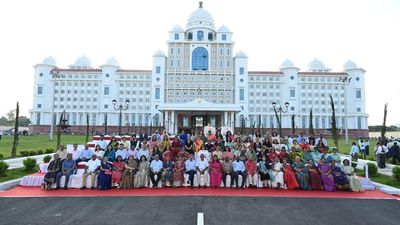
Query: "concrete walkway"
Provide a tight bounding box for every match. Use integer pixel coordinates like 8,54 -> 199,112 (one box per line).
3,154 -> 54,170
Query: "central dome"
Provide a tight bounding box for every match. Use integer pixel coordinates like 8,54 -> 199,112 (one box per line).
186,2 -> 215,30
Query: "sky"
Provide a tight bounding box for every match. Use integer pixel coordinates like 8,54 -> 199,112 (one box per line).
0,0 -> 399,126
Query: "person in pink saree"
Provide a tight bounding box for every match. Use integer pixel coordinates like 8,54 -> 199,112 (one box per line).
209,155 -> 223,188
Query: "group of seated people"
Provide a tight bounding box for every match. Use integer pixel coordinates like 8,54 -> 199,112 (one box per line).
41,130 -> 364,192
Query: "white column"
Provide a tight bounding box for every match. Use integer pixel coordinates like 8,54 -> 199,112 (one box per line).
170,111 -> 175,135
224,112 -> 228,127
164,111 -> 169,133
230,112 -> 235,131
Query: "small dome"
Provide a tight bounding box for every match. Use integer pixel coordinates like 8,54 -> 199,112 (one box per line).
42,56 -> 56,66
105,57 -> 119,67
235,51 -> 248,58
171,25 -> 184,32
343,60 -> 357,70
75,55 -> 92,67
153,49 -> 166,57
308,58 -> 326,71
217,25 -> 230,33
186,2 -> 215,30
280,59 -> 295,69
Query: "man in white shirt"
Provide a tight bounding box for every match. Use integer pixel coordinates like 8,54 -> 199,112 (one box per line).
375,142 -> 389,169
97,135 -> 108,150
68,144 -> 81,161
120,136 -> 131,150
196,154 -> 209,188
115,143 -> 127,161
138,144 -> 150,161
358,138 -> 366,159
196,148 -> 211,162
185,154 -> 197,188
149,155 -> 163,188
81,154 -> 101,190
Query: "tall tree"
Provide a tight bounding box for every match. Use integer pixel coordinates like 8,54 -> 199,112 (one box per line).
104,113 -> 108,135
85,113 -> 90,143
381,103 -> 388,144
11,102 -> 19,158
329,95 -> 339,150
56,111 -> 64,150
6,110 -> 16,126
309,108 -> 314,136
291,114 -> 296,136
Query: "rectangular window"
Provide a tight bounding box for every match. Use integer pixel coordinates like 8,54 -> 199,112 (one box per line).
104,87 -> 110,95
290,89 -> 295,98
174,33 -> 179,40
170,48 -> 174,54
37,86 -> 43,95
356,90 -> 361,99
239,89 -> 245,101
239,67 -> 244,75
156,66 -> 161,74
155,88 -> 160,100
222,34 -> 226,40
358,117 -> 362,129
37,104 -> 41,108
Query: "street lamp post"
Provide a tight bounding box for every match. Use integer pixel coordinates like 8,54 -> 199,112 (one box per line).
272,101 -> 289,138
49,69 -> 61,140
338,76 -> 351,145
112,99 -> 130,135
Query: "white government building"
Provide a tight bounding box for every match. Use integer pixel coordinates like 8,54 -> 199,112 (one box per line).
30,2 -> 368,137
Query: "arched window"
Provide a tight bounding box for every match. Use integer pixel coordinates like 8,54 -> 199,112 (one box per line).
208,32 -> 213,40
192,47 -> 208,70
188,32 -> 193,40
197,30 -> 204,41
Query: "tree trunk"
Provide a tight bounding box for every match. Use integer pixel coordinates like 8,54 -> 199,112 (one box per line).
381,103 -> 388,144
11,102 -> 19,158
56,111 -> 63,150
309,108 -> 314,136
86,113 -> 90,143
291,114 -> 296,136
104,113 -> 108,135
329,95 -> 339,150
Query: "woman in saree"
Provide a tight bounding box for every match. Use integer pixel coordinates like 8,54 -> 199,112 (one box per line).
184,139 -> 194,155
209,155 -> 223,188
342,159 -> 364,192
173,156 -> 185,187
162,144 -> 173,162
151,145 -> 163,162
121,155 -> 137,189
222,146 -> 234,161
194,136 -> 204,153
269,158 -> 284,189
292,156 -> 311,190
42,154 -> 62,190
267,148 -> 278,163
160,135 -> 170,152
331,160 -> 350,191
97,156 -> 113,190
311,147 -> 322,163
303,147 -> 313,162
104,144 -> 116,162
329,148 -> 341,166
111,155 -> 124,188
306,159 -> 323,190
258,156 -> 270,188
283,159 -> 299,190
108,136 -> 119,149
162,155 -> 174,187
135,155 -> 150,188
317,158 -> 335,192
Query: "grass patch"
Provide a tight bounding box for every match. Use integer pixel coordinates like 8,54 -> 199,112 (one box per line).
355,168 -> 400,189
0,134 -> 88,158
0,166 -> 38,183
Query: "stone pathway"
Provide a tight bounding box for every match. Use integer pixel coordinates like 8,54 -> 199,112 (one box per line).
3,154 -> 54,170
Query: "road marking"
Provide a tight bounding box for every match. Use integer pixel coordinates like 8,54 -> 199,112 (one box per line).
197,212 -> 204,225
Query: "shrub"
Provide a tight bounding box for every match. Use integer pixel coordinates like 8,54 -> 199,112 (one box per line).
45,148 -> 54,154
28,151 -> 37,156
37,150 -> 44,155
392,166 -> 400,182
43,155 -> 52,163
20,151 -> 30,157
367,163 -> 378,177
367,156 -> 375,161
0,161 -> 9,177
0,153 -> 3,160
23,158 -> 37,171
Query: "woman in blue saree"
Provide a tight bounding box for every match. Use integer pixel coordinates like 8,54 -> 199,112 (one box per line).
292,156 -> 311,190
97,156 -> 113,190
331,160 -> 350,191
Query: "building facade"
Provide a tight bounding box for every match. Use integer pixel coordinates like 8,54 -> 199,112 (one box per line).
30,3 -> 368,137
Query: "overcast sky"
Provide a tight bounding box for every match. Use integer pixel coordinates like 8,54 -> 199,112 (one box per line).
0,0 -> 399,125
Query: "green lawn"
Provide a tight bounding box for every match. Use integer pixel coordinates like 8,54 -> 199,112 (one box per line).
0,166 -> 38,183
0,134 -> 88,158
355,168 -> 400,189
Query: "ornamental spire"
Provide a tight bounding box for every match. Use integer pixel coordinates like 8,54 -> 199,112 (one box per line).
199,1 -> 203,8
